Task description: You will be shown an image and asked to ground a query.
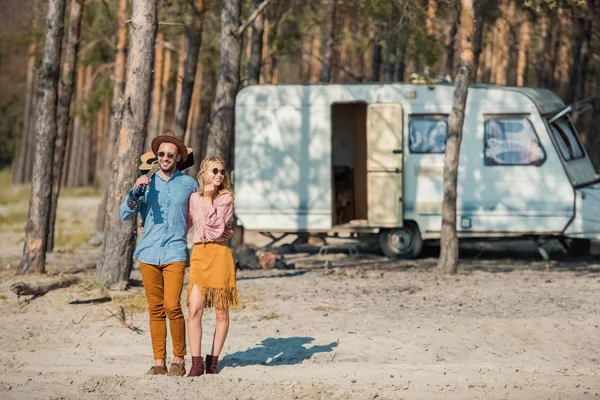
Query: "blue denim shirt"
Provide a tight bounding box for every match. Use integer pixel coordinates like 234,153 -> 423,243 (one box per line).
120,171 -> 198,265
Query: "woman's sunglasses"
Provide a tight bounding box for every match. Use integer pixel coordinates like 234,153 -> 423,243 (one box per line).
157,151 -> 175,159
211,168 -> 227,176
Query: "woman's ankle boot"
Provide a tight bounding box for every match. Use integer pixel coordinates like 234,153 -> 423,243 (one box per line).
187,356 -> 204,377
205,354 -> 219,374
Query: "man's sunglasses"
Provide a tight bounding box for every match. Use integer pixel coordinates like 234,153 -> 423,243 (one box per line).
157,151 -> 175,159
211,168 -> 227,176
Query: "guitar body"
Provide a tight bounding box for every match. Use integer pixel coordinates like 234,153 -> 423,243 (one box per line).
139,147 -> 195,174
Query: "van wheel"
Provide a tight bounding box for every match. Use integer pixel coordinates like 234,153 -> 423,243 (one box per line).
568,238 -> 591,257
379,221 -> 423,259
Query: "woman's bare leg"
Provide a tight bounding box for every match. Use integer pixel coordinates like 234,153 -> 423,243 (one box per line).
187,285 -> 204,356
211,307 -> 230,356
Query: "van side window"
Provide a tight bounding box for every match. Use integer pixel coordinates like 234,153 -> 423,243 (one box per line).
549,117 -> 584,161
484,117 -> 546,166
409,116 -> 448,154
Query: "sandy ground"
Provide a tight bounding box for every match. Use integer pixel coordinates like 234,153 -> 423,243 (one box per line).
1,195 -> 600,399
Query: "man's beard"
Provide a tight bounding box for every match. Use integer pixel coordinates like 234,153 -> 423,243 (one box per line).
160,162 -> 177,173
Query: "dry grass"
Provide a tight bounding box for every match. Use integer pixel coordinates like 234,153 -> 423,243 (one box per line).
258,312 -> 281,321
0,209 -> 28,226
54,232 -> 91,248
111,293 -> 148,314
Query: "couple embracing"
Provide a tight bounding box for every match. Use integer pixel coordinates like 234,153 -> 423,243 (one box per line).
120,134 -> 238,377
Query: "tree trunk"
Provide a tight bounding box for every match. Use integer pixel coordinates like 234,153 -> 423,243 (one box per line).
13,0 -> 39,184
247,0 -> 264,85
445,7 -> 458,80
394,36 -> 408,82
494,2 -> 513,85
96,0 -> 157,289
173,36 -> 185,130
516,16 -> 530,87
319,0 -> 336,83
536,14 -> 549,87
566,6 -> 593,103
205,0 -> 242,165
310,28 -> 321,82
437,0 -> 475,275
95,0 -> 128,238
25,74 -> 39,183
158,47 -> 171,136
66,67 -> 84,187
427,0 -> 438,36
19,0 -> 67,275
78,65 -> 93,186
147,33 -> 163,143
173,0 -> 204,141
472,1 -> 484,81
184,63 -> 202,146
261,15 -> 270,83
371,42 -> 382,82
48,0 -> 84,252
587,65 -> 600,171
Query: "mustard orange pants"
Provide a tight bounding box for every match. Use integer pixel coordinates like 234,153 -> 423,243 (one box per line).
140,261 -> 187,360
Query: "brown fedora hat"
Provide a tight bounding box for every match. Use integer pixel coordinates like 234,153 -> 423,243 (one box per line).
151,134 -> 188,163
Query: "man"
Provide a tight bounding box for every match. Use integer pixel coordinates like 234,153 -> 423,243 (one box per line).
120,134 -> 232,376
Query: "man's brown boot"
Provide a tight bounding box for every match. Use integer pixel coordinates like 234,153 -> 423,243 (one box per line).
187,356 -> 204,377
147,365 -> 168,375
205,354 -> 219,374
167,361 -> 186,377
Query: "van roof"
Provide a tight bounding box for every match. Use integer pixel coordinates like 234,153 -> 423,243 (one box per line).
237,83 -> 566,115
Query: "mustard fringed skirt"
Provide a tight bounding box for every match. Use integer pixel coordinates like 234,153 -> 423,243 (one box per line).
186,242 -> 239,309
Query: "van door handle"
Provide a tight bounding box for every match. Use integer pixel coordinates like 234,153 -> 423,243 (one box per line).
392,149 -> 402,154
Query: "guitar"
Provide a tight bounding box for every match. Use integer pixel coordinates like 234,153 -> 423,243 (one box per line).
139,147 -> 195,175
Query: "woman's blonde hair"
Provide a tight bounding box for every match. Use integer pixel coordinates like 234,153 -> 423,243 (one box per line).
197,156 -> 234,198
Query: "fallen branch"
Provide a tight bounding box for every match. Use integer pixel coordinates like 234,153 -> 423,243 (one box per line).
11,276 -> 80,299
107,306 -> 144,334
72,313 -> 88,325
69,296 -> 112,305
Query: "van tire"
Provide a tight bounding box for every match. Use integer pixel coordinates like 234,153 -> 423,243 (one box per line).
568,238 -> 591,257
379,221 -> 423,259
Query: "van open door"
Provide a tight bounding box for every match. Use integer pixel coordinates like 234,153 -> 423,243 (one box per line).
366,103 -> 404,227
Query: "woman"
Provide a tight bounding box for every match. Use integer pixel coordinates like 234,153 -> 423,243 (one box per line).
186,156 -> 239,377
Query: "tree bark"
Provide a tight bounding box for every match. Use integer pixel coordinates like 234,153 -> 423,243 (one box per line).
13,0 -> 39,184
173,36 -> 185,130
78,65 -> 93,186
437,0 -> 475,275
427,0 -> 438,36
48,0 -> 85,252
371,42 -> 382,82
11,276 -> 80,297
516,16 -> 530,87
19,0 -> 67,275
95,0 -> 128,239
96,0 -> 157,288
25,74 -> 40,183
472,1 -> 484,81
247,0 -> 264,85
158,47 -> 171,136
173,0 -> 204,141
536,14 -> 549,87
319,0 -> 337,83
147,33 -> 163,143
184,63 -> 202,146
205,0 -> 242,165
66,67 -> 84,187
566,4 -> 593,103
587,65 -> 600,171
445,5 -> 458,80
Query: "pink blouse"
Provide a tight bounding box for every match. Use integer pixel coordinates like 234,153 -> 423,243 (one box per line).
187,193 -> 234,243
